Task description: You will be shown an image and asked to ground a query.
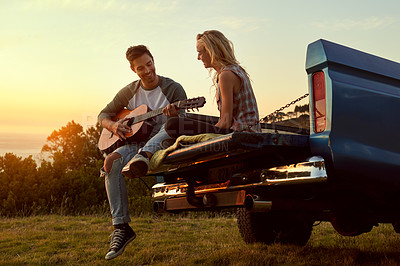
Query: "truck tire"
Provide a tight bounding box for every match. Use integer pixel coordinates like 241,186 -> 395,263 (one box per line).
237,208 -> 313,246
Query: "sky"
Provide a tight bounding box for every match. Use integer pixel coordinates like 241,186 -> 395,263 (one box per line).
1,0 -> 399,156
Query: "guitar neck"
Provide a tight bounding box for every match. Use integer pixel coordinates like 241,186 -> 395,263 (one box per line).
129,101 -> 181,125
134,108 -> 163,123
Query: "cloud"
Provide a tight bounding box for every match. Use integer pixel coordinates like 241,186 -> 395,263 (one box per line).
312,16 -> 396,31
218,17 -> 270,32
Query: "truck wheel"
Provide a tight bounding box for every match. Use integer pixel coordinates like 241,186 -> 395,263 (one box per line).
236,208 -> 313,246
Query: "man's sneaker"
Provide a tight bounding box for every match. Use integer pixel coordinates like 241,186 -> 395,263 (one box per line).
122,153 -> 149,178
105,226 -> 136,260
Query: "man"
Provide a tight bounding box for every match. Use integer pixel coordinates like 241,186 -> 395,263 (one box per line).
98,45 -> 186,260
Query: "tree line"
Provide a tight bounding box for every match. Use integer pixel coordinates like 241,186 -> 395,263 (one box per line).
263,103 -> 310,122
0,121 -> 155,217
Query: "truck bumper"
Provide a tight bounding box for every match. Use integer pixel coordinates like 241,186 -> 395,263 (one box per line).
152,156 -> 327,213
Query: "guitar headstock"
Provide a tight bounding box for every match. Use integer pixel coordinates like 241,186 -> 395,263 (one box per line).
178,97 -> 206,112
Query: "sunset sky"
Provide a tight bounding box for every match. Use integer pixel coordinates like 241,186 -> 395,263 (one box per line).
1,0 -> 399,155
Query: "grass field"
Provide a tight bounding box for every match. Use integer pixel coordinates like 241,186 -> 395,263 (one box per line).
1,214 -> 400,265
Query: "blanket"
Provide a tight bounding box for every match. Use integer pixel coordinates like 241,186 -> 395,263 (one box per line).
149,133 -> 222,171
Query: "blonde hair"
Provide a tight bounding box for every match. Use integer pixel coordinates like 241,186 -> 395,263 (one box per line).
196,30 -> 248,85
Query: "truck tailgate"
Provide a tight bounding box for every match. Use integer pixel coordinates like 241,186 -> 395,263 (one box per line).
149,132 -> 311,182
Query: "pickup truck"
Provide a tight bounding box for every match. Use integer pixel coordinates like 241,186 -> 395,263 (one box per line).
149,39 -> 400,245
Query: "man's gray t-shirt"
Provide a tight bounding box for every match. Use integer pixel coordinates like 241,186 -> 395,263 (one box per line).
98,75 -> 187,135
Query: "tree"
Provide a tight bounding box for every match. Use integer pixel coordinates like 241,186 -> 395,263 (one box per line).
41,121 -> 104,170
294,104 -> 309,117
39,121 -> 106,214
84,122 -> 105,165
0,153 -> 38,216
300,104 -> 310,114
287,111 -> 295,119
276,112 -> 287,122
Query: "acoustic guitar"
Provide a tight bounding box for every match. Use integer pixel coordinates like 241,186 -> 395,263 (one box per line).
98,97 -> 206,154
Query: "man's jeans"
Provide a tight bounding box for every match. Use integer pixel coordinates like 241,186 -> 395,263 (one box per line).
101,124 -> 172,225
141,124 -> 172,155
101,144 -> 138,225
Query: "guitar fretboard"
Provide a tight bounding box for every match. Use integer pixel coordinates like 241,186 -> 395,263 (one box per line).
128,100 -> 181,125
131,108 -> 163,124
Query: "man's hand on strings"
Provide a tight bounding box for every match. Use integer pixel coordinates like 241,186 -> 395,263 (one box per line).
110,118 -> 132,140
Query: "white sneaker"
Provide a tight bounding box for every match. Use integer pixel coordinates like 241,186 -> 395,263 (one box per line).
122,153 -> 149,178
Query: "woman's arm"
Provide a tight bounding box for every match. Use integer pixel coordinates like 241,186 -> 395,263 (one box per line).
215,70 -> 240,129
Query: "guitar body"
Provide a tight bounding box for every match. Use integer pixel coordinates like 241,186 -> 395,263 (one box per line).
97,96 -> 206,154
98,104 -> 155,154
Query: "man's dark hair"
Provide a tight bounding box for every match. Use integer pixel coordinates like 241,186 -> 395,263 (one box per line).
126,45 -> 154,63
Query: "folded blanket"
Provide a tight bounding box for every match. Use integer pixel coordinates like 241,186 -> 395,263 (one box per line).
150,133 -> 222,171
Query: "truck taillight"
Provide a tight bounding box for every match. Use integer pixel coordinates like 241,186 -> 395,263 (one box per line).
312,71 -> 326,133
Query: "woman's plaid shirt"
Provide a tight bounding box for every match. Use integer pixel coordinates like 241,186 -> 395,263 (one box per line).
216,65 -> 261,132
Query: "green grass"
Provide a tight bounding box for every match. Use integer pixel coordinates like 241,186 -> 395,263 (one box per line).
1,214 -> 400,265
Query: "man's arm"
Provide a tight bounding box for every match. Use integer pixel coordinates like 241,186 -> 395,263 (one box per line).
98,81 -> 138,140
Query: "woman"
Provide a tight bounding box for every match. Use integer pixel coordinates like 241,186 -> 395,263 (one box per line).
124,30 -> 261,178
164,30 -> 261,138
